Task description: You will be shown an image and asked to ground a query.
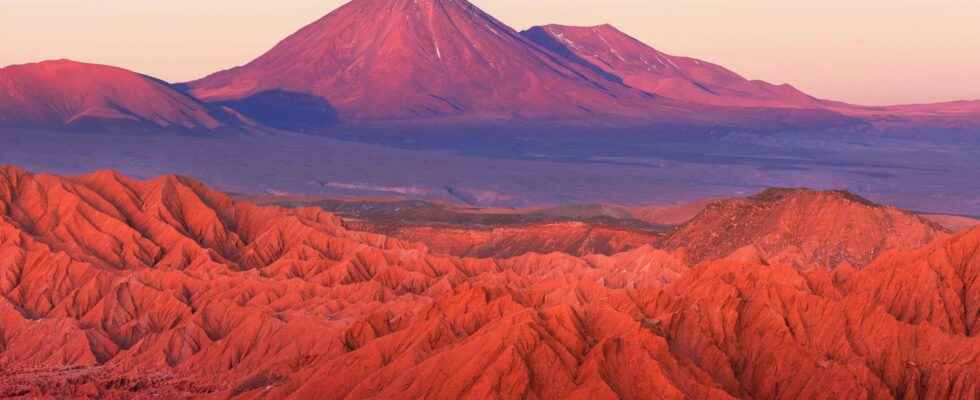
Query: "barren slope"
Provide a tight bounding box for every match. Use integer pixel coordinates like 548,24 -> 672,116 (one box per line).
0,60 -> 235,132
359,221 -> 659,258
660,188 -> 949,268
523,24 -> 823,109
523,24 -> 980,127
0,166 -> 684,398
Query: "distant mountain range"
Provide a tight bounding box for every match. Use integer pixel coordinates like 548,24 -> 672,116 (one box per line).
1,0 -> 978,132
523,24 -> 826,110
0,60 -> 250,132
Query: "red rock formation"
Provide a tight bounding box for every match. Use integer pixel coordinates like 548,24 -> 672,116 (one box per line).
0,60 -> 238,132
660,188 -> 949,268
0,166 -> 683,398
839,226 -> 980,336
2,166 -> 980,399
628,199 -> 713,226
920,213 -> 980,232
361,221 -> 659,258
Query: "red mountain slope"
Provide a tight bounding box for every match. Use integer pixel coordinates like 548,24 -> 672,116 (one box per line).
185,0 -> 662,122
0,60 -> 234,132
523,24 -> 826,109
660,188 -> 949,268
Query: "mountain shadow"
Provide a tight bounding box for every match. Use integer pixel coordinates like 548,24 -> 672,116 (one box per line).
521,26 -> 626,86
216,90 -> 340,132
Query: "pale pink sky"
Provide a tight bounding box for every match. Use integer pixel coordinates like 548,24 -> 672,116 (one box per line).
3,0 -> 979,105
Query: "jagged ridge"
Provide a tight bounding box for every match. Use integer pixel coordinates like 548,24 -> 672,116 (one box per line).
2,167 -> 980,399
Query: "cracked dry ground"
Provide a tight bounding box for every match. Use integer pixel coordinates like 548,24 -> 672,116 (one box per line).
1,166 -> 979,399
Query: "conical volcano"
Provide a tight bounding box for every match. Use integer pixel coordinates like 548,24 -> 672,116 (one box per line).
186,0 -> 661,123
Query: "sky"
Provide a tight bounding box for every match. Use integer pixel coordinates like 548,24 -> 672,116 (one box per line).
2,0 -> 979,105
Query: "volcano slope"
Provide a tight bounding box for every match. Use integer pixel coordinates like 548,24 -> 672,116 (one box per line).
522,24 -> 823,110
2,167 -> 980,399
182,0 -> 859,130
185,0 -> 656,122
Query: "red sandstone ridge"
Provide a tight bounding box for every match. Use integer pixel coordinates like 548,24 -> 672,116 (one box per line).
920,213 -> 980,232
0,60 -> 242,132
0,166 -> 685,398
358,221 -> 660,258
4,166 -> 980,399
660,187 -> 949,268
523,24 -> 824,109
